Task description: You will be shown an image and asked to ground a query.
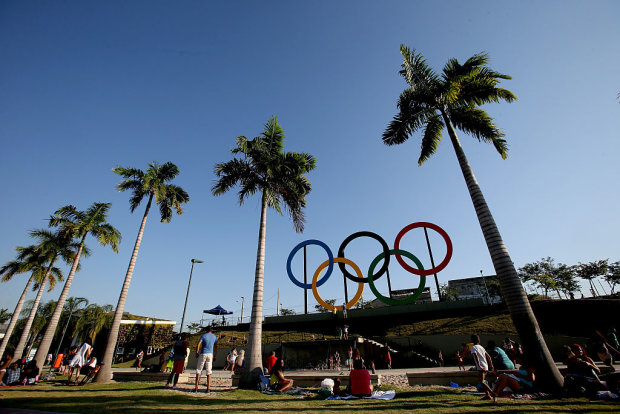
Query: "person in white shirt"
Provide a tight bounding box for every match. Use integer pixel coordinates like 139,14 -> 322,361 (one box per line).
68,338 -> 93,383
470,334 -> 496,401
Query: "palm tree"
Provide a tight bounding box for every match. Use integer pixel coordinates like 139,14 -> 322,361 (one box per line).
75,303 -> 114,342
23,299 -> 57,357
12,230 -> 78,359
213,117 -> 316,385
53,296 -> 89,358
576,260 -> 609,297
0,309 -> 10,324
0,255 -> 36,358
382,45 -> 562,390
0,243 -> 65,358
96,161 -> 189,382
33,203 -> 121,368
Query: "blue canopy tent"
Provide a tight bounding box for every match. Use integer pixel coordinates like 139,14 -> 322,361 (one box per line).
203,305 -> 233,326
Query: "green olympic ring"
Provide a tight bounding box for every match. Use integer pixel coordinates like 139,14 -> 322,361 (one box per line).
368,249 -> 426,306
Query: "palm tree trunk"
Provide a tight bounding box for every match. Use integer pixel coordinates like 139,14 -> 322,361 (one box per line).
240,190 -> 268,387
14,274 -> 48,359
33,237 -> 85,368
441,111 -> 564,391
0,274 -> 34,358
96,195 -> 152,383
588,279 -> 597,297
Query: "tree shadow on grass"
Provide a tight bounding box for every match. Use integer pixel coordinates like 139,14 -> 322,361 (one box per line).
3,387 -> 619,413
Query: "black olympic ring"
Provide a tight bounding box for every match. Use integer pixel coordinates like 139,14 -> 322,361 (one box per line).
337,231 -> 391,283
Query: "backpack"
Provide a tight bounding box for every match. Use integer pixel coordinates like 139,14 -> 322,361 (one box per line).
257,374 -> 270,392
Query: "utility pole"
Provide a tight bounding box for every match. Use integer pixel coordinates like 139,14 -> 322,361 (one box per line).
240,296 -> 244,323
277,288 -> 280,316
480,270 -> 492,305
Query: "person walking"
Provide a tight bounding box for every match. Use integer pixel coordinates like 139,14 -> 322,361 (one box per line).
166,333 -> 189,389
470,334 -> 495,400
194,326 -> 217,393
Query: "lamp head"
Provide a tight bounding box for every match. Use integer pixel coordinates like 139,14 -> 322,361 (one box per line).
192,259 -> 204,263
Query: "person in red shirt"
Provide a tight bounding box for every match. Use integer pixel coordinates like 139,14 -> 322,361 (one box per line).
265,351 -> 277,373
348,359 -> 373,396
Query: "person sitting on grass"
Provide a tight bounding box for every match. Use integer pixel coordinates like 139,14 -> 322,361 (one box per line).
19,359 -> 39,385
269,358 -> 293,392
348,358 -> 373,397
487,340 -> 515,371
2,362 -> 21,386
492,360 -> 535,398
470,334 -> 495,400
596,343 -> 615,371
233,349 -> 245,375
0,351 -> 13,385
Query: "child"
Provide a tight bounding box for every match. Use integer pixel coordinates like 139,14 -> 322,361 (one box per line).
470,335 -> 495,401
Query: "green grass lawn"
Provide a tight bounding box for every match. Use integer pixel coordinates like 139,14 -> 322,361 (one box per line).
1,380 -> 617,413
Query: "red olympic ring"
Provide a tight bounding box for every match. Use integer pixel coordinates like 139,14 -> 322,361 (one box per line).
393,222 -> 452,276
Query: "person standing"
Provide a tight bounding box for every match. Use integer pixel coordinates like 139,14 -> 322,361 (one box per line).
343,325 -> 349,340
265,351 -> 277,374
68,338 -> 92,383
136,349 -> 144,371
195,326 -> 218,393
166,333 -> 189,389
470,334 -> 495,400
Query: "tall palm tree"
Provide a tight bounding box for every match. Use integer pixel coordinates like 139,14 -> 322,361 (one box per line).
382,45 -> 562,390
0,254 -> 36,358
33,203 -> 121,368
96,162 -> 189,382
213,117 -> 316,385
0,244 -> 65,358
12,230 -> 78,359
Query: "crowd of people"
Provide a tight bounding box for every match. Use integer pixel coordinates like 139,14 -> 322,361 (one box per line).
452,329 -> 620,401
2,321 -> 618,401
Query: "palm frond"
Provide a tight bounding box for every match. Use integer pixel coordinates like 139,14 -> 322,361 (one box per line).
261,116 -> 285,155
113,166 -> 144,180
399,44 -> 438,91
418,114 -> 444,165
231,136 -> 250,154
155,161 -> 181,182
449,106 -> 508,158
212,159 -> 254,196
92,223 -> 122,253
383,96 -> 435,146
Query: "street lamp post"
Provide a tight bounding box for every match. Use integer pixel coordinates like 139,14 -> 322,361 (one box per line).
180,258 -> 204,334
240,296 -> 244,324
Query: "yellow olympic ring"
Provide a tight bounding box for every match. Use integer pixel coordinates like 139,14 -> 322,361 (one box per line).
312,257 -> 364,311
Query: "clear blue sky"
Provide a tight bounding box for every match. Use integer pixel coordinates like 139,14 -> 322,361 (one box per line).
1,0 -> 619,331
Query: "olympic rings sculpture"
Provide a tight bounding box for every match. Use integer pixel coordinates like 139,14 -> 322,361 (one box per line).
286,222 -> 453,311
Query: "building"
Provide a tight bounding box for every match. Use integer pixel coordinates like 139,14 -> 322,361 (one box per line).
114,315 -> 176,361
447,275 -> 501,304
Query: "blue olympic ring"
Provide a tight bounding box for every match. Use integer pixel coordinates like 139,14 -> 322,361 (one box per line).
286,239 -> 334,289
